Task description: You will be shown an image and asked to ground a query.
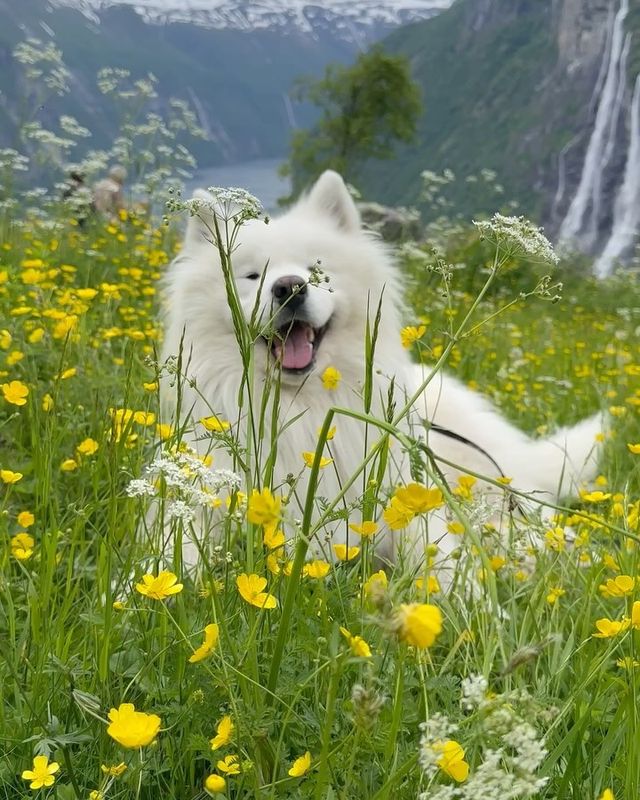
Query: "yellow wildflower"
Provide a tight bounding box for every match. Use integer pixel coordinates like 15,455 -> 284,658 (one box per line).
42,393 -> 54,412
60,459 -> 78,472
382,496 -> 415,530
363,570 -> 388,599
394,483 -> 444,513
599,575 -> 635,597
106,703 -> 161,748
302,452 -> 333,468
101,763 -> 127,777
17,511 -> 35,527
332,544 -> 361,561
133,410 -> 155,426
593,618 -> 630,638
288,751 -> 312,777
11,533 -> 34,560
397,603 -> 443,648
216,755 -> 240,775
546,587 -> 566,605
204,773 -> 226,794
400,324 -> 426,348
580,490 -> 611,503
415,575 -> 441,594
304,560 -> 331,579
263,527 -> 285,550
136,570 -> 184,600
339,627 -> 372,657
21,755 -> 60,790
432,740 -> 469,783
1,469 -> 23,484
321,366 -> 341,390
200,416 -> 231,432
77,438 -> 99,456
189,623 -> 220,663
453,475 -> 476,500
2,380 -> 29,406
598,790 -> 614,800
143,381 -> 158,392
210,715 -> 234,750
236,573 -> 277,609
348,520 -> 379,538
247,488 -> 281,529
628,444 -> 640,455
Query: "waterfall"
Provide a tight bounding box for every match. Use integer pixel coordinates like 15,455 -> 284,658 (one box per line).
593,74 -> 640,277
558,0 -> 629,251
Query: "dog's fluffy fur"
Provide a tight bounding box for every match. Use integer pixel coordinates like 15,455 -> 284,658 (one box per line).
163,170 -> 602,570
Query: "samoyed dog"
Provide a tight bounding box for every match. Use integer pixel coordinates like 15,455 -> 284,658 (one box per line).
162,170 -> 602,574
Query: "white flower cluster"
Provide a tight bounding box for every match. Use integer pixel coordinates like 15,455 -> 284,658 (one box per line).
167,187 -> 263,226
418,678 -> 548,800
473,213 -> 559,265
460,673 -> 488,710
125,447 -> 241,525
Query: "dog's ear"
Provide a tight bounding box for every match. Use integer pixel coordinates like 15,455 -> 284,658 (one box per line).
303,170 -> 360,232
184,189 -> 217,247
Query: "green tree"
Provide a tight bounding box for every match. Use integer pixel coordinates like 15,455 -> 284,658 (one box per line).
282,47 -> 422,200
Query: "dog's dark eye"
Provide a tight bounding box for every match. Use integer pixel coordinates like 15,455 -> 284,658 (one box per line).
245,272 -> 260,281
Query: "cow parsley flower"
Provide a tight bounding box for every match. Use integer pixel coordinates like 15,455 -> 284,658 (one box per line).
473,213 -> 559,265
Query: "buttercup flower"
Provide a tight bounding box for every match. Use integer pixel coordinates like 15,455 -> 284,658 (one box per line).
247,488 -> 281,529
236,573 -> 277,609
393,483 -> 444,513
400,325 -> 426,348
2,379 -> 29,406
11,532 -> 35,560
288,751 -> 312,777
397,603 -> 443,648
302,452 -> 333,468
106,703 -> 162,748
304,560 -> 331,579
17,511 -> 35,527
216,755 -> 240,775
1,469 -> 23,484
348,520 -> 379,538
598,790 -> 614,800
189,623 -> 219,663
333,544 -> 360,561
210,715 -> 234,750
431,739 -> 469,782
200,415 -> 231,432
627,444 -> 640,454
204,773 -> 226,793
593,618 -> 630,638
599,575 -> 635,597
60,459 -> 78,472
21,755 -> 60,789
136,570 -> 184,600
321,366 -> 341,390
340,626 -> 372,657
101,762 -> 127,777
77,437 -> 99,456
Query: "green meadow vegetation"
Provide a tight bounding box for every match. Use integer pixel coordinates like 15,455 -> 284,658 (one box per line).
2,34 -> 640,800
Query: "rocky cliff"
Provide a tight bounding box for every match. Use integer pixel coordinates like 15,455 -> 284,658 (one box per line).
360,0 -> 640,274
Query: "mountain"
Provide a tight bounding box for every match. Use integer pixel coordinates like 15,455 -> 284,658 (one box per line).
359,0 -> 640,274
0,0 -> 451,169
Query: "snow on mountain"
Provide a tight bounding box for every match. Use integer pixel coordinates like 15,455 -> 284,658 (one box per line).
53,0 -> 453,38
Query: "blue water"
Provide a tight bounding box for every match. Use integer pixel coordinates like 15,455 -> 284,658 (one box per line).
186,157 -> 290,213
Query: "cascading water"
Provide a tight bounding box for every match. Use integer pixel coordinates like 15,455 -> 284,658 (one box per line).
593,74 -> 640,277
558,0 -> 629,251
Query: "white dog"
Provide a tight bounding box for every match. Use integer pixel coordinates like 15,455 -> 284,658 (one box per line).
162,170 -> 602,572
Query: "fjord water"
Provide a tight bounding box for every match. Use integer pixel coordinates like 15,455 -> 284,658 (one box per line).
186,157 -> 290,213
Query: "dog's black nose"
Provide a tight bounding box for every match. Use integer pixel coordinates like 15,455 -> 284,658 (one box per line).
272,275 -> 307,309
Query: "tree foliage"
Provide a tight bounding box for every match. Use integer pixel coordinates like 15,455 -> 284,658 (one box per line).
282,47 -> 422,199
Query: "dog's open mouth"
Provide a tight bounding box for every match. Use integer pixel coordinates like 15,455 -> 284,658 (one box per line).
263,320 -> 329,373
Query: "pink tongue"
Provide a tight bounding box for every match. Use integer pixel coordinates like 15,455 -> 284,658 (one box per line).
280,326 -> 313,370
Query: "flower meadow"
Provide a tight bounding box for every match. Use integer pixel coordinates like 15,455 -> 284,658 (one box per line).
0,193 -> 639,800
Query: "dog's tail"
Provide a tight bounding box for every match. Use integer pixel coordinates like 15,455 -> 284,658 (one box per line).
533,411 -> 606,498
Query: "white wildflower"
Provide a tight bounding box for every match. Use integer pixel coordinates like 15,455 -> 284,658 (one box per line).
126,478 -> 157,498
167,499 -> 196,523
473,213 -> 559,264
461,674 -> 488,710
